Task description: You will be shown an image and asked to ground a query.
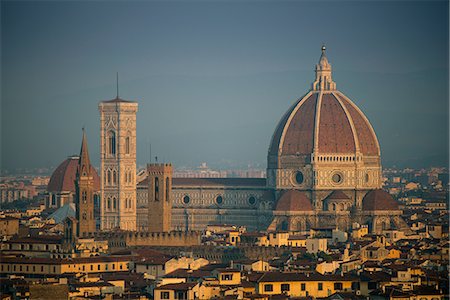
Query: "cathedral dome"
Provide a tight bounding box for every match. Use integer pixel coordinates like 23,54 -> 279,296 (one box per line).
269,47 -> 380,158
362,189 -> 399,211
47,156 -> 100,193
275,190 -> 313,212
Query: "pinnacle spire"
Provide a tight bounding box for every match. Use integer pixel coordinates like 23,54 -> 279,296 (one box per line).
78,128 -> 91,176
312,45 -> 336,91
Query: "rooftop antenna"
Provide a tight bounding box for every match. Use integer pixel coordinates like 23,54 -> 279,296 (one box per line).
116,72 -> 119,99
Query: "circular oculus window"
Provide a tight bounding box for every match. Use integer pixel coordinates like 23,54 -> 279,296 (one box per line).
248,196 -> 256,205
295,171 -> 304,185
332,172 -> 343,184
216,195 -> 223,205
182,195 -> 190,204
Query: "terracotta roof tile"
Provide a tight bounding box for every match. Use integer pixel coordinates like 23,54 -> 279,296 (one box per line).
275,190 -> 313,212
269,91 -> 380,157
47,156 -> 100,193
325,190 -> 350,201
336,93 -> 379,155
276,94 -> 317,155
362,189 -> 399,211
318,94 -> 355,153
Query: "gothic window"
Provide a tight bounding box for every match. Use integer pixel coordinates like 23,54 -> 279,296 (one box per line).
82,191 -> 87,204
113,198 -> 117,210
107,170 -> 111,185
125,136 -> 130,154
155,177 -> 159,201
108,131 -> 116,155
280,220 -> 288,231
166,177 -> 170,202
82,212 -> 87,220
107,198 -> 111,210
113,170 -> 117,184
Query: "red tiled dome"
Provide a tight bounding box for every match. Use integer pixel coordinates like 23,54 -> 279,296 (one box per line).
269,91 -> 380,157
362,189 -> 399,211
275,190 -> 313,212
47,156 -> 100,193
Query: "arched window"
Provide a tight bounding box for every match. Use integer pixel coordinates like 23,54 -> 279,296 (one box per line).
108,131 -> 116,155
107,198 -> 111,210
113,198 -> 117,210
166,177 -> 170,202
82,191 -> 87,204
107,170 -> 111,185
155,177 -> 159,201
113,170 -> 117,184
125,136 -> 130,154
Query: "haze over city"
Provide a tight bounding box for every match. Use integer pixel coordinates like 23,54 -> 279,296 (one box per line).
1,1 -> 449,299
1,1 -> 448,171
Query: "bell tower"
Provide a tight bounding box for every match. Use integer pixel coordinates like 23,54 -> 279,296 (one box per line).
147,163 -> 173,232
99,96 -> 138,231
75,129 -> 96,237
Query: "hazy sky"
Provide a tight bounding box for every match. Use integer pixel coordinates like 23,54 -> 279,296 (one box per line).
1,0 -> 448,171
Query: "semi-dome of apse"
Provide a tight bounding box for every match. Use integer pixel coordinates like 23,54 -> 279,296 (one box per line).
275,190 -> 313,212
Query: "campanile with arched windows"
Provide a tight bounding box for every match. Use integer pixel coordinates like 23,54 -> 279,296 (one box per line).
99,96 -> 138,231
147,163 -> 173,232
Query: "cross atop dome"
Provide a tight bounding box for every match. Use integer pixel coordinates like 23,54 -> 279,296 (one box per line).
312,45 -> 336,91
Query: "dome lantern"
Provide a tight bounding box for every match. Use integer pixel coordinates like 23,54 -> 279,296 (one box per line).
312,45 -> 336,91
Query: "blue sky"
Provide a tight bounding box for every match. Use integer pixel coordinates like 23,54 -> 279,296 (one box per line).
1,0 -> 448,171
